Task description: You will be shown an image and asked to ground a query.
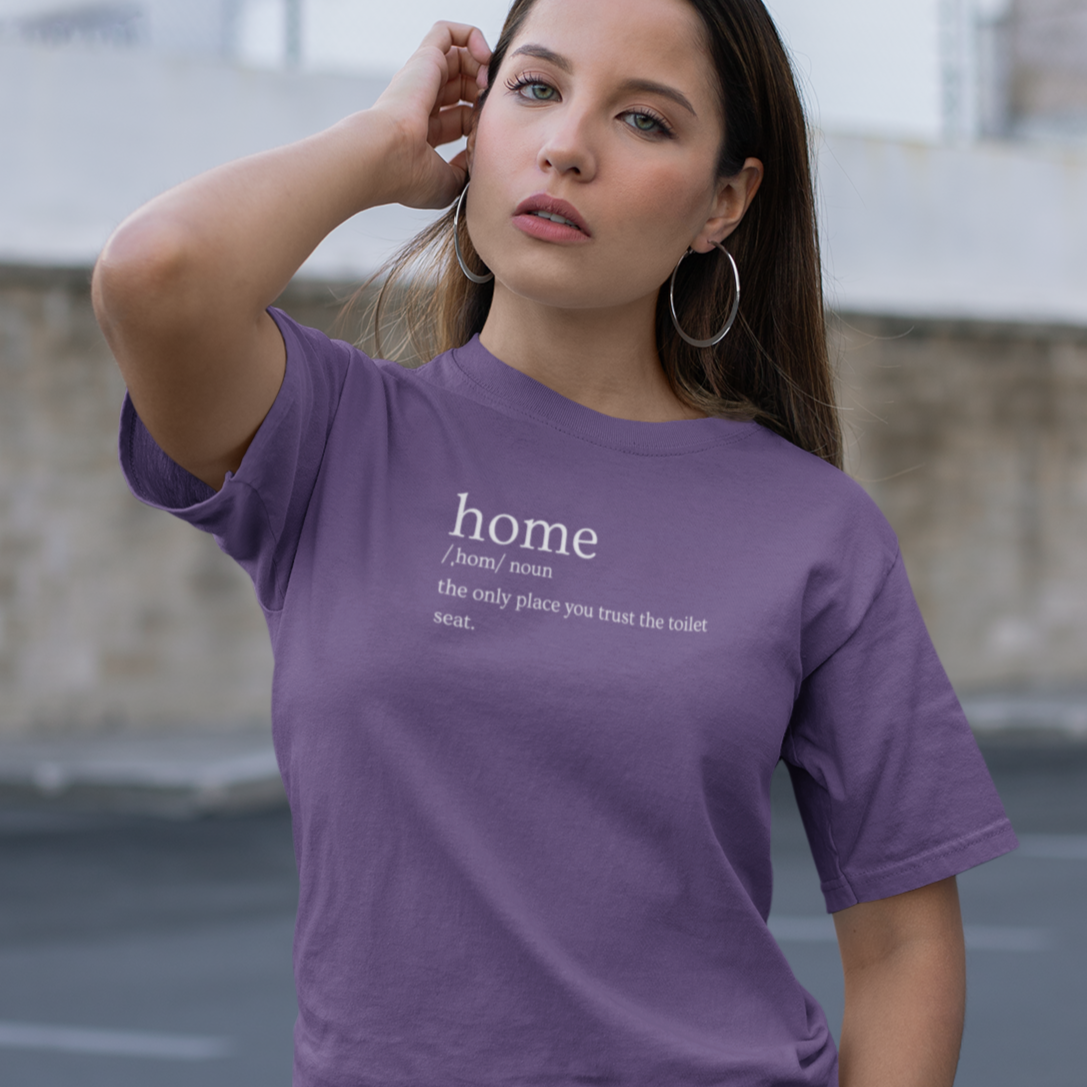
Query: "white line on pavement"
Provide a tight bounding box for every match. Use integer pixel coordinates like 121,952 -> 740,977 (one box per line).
768,916 -> 1052,951
0,1021 -> 233,1060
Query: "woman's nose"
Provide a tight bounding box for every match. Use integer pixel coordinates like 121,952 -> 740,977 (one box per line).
536,110 -> 598,180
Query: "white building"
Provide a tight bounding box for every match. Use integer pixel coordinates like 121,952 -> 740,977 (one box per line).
4,0 -> 1086,320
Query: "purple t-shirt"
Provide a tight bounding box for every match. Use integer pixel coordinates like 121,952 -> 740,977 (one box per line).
121,309 -> 1016,1087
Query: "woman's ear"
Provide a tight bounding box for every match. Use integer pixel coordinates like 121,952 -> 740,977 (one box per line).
692,157 -> 764,253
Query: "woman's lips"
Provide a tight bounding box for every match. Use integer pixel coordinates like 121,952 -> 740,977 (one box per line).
513,194 -> 592,243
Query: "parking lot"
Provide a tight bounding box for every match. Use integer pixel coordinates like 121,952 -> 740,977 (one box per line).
1,737 -> 1083,1086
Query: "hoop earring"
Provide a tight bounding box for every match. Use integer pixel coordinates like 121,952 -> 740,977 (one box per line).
453,183 -> 494,284
669,241 -> 740,348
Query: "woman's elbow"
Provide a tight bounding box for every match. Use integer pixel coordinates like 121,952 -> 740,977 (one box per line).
92,215 -> 202,346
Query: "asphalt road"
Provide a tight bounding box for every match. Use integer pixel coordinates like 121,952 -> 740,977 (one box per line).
771,738 -> 1087,1087
0,738 -> 1084,1086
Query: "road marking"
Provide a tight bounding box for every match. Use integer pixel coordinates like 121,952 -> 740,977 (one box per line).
768,916 -> 1052,951
0,1021 -> 233,1060
1017,834 -> 1087,860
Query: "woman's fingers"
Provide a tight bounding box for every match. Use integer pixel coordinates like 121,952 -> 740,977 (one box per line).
433,78 -> 467,113
405,28 -> 487,120
443,36 -> 489,83
465,25 -> 491,67
384,24 -> 488,114
418,21 -> 491,74
364,22 -> 490,209
427,104 -> 475,149
433,58 -> 483,110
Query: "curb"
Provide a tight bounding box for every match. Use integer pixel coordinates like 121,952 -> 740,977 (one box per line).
0,728 -> 285,818
1,698 -> 1084,818
962,695 -> 1087,741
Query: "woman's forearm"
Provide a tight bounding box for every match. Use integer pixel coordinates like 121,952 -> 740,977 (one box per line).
834,877 -> 966,1087
95,22 -> 488,343
95,110 -> 406,331
91,21 -> 490,487
91,112 -> 404,485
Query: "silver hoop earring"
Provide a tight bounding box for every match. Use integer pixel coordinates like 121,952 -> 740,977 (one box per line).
669,241 -> 740,348
453,183 -> 494,284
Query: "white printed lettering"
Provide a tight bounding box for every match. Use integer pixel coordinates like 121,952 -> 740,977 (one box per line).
488,513 -> 520,547
509,561 -> 553,579
448,493 -> 597,560
449,493 -> 485,541
572,528 -> 597,560
434,611 -> 475,630
520,519 -> 569,555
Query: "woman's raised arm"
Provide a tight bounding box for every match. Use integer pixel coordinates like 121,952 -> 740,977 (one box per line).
92,22 -> 490,489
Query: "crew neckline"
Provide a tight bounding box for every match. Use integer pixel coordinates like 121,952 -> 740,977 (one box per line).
437,335 -> 759,457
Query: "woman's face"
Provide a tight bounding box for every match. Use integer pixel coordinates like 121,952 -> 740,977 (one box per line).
466,0 -> 753,316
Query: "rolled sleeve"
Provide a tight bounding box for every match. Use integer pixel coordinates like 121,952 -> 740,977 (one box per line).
785,551 -> 1018,912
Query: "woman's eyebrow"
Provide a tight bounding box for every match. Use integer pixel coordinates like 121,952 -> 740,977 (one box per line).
510,44 -> 571,71
508,45 -> 697,118
617,78 -> 697,118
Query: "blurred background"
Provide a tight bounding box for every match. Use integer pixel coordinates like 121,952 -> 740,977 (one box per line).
1,1 -> 1085,1084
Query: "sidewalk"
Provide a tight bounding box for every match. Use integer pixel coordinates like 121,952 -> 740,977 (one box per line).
0,693 -> 1084,818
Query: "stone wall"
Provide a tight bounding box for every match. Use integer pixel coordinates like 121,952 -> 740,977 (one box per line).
2,265 -> 1086,738
0,266 -> 346,738
836,312 -> 1087,693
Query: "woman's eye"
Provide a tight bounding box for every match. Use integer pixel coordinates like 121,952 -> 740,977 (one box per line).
512,80 -> 557,102
622,111 -> 671,136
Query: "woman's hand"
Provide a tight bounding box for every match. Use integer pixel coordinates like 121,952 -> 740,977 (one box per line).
834,876 -> 966,1086
371,22 -> 492,210
93,22 -> 491,490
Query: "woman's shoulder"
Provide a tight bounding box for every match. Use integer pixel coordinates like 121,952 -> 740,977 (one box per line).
729,424 -> 896,548
271,311 -> 896,557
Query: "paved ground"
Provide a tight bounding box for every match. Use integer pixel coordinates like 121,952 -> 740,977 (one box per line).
0,808 -> 298,1086
0,736 -> 1083,1086
770,736 -> 1087,1087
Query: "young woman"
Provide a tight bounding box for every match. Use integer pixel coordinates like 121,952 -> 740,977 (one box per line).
92,1 -> 1017,1084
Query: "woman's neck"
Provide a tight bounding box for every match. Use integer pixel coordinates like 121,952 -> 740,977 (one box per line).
478,287 -> 705,423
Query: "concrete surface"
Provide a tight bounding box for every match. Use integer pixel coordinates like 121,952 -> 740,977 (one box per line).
769,740 -> 1087,1087
3,41 -> 1087,744
5,269 -> 1087,742
3,40 -> 1087,320
0,40 -> 437,278
0,703 -> 1082,817
816,133 -> 1087,325
0,746 -> 1083,1085
837,312 -> 1087,689
0,726 -> 283,816
0,266 -> 277,736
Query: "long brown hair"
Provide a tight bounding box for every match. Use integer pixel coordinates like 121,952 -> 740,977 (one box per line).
348,0 -> 841,468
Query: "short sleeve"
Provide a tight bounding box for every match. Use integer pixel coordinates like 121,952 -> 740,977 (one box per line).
118,308 -> 372,611
784,551 -> 1017,912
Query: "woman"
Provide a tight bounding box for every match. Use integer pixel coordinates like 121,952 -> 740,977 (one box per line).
92,1 -> 1017,1084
